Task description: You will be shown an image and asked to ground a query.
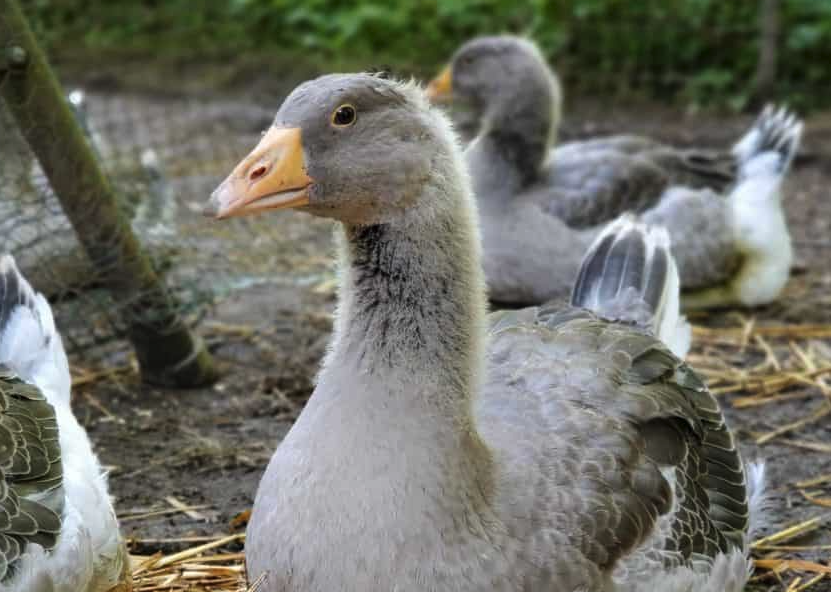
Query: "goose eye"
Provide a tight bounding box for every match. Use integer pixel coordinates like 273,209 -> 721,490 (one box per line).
331,104 -> 357,127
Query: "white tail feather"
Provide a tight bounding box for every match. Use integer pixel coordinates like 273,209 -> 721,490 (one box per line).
732,105 -> 802,173
728,106 -> 802,307
571,215 -> 691,358
653,234 -> 691,359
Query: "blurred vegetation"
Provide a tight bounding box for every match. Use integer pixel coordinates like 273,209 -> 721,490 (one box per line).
23,0 -> 831,109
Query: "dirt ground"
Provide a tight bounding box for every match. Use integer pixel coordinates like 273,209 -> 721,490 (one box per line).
50,59 -> 831,590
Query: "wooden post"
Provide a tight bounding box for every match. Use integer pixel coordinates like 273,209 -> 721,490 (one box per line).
0,0 -> 217,387
752,0 -> 780,106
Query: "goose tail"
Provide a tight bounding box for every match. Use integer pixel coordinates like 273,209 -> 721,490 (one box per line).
724,106 -> 802,306
571,215 -> 691,358
0,255 -> 71,404
732,104 -> 803,180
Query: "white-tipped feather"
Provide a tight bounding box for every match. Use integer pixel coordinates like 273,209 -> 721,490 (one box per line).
731,105 -> 771,164
648,226 -> 691,359
732,105 -> 801,172
572,215 -> 691,358
682,106 -> 802,310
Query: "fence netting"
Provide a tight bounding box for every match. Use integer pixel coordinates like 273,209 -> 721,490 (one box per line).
0,79 -> 290,354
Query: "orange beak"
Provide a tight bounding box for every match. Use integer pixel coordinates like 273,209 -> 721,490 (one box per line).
205,127 -> 312,219
425,65 -> 453,102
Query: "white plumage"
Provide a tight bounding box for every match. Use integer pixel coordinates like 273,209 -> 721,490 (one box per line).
0,255 -> 128,592
683,106 -> 803,309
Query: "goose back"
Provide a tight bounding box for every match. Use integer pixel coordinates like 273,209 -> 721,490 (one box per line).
642,187 -> 742,289
542,145 -> 738,229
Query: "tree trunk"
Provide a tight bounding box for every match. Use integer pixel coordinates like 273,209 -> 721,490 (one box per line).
751,0 -> 780,107
0,0 -> 218,387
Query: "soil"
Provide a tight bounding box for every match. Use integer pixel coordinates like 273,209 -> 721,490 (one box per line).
43,57 -> 831,589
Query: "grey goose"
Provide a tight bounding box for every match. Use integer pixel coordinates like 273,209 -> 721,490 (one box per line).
204,74 -> 763,592
428,36 -> 803,309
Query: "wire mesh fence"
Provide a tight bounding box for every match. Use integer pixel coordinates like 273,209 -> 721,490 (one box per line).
0,83 -> 282,355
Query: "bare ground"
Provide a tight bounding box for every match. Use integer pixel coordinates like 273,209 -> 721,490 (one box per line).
50,62 -> 831,590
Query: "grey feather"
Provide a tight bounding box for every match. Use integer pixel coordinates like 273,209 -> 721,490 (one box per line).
0,372 -> 63,581
570,215 -> 689,357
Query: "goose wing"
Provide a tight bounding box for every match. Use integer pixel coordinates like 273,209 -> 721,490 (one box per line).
539,143 -> 737,229
555,134 -> 662,157
0,368 -> 63,582
481,309 -> 747,578
647,148 -> 737,193
540,150 -> 672,227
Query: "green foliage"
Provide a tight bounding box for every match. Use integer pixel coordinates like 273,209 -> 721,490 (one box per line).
22,0 -> 831,109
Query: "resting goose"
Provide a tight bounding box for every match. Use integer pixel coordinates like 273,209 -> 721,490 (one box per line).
0,256 -> 129,592
427,36 -> 803,308
205,74 -> 761,592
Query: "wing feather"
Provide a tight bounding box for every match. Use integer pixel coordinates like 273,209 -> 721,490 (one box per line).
0,369 -> 63,581
484,308 -> 748,580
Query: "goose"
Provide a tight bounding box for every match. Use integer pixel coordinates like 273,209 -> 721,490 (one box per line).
426,36 -> 803,308
425,35 -> 793,228
0,256 -> 129,591
204,73 -> 763,592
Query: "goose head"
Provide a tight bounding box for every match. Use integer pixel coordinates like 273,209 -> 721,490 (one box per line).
206,74 -> 465,227
206,73 -> 486,403
426,35 -> 561,139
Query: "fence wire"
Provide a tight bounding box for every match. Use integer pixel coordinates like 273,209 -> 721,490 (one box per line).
0,80 -> 282,354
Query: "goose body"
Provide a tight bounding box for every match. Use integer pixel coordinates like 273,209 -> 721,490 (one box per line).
0,256 -> 128,592
541,140 -> 735,229
206,74 -> 759,592
428,36 -> 803,307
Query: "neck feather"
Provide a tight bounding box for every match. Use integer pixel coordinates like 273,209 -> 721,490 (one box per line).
472,70 -> 560,190
322,180 -> 488,420
306,163 -> 495,512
